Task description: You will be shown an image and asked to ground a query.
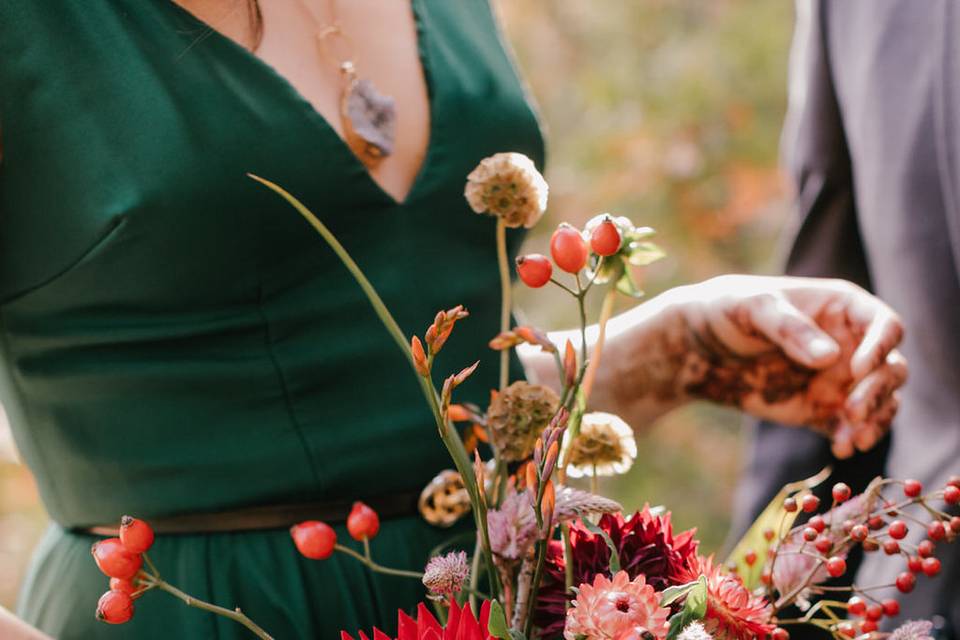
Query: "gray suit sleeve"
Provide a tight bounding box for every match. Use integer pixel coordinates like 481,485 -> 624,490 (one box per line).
728,0 -> 886,544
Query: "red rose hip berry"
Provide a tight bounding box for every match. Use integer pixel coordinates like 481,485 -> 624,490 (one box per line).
903,479 -> 923,498
549,224 -> 588,273
91,538 -> 143,580
896,571 -> 917,593
109,577 -> 138,599
826,556 -> 847,578
783,497 -> 798,512
832,482 -> 852,503
119,516 -> 154,554
772,628 -> 789,640
888,520 -> 908,539
290,521 -> 337,560
850,524 -> 869,542
801,494 -> 820,513
907,555 -> 923,573
96,590 -> 135,625
865,604 -> 883,622
515,254 -> 552,288
882,599 -> 900,617
928,521 -> 946,541
922,557 -> 941,576
847,596 -> 866,616
346,501 -> 380,541
589,217 -> 622,257
944,485 -> 960,505
918,540 -> 936,558
883,539 -> 901,555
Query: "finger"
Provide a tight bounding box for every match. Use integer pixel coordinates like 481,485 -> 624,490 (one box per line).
854,392 -> 899,452
748,294 -> 841,369
831,421 -> 857,460
844,350 -> 908,423
850,305 -> 904,381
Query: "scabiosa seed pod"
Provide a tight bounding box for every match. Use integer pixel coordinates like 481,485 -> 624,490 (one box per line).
464,152 -> 548,229
563,412 -> 637,478
486,381 -> 560,462
422,551 -> 470,597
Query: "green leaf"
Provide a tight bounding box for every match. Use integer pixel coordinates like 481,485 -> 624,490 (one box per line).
487,601 -> 511,640
724,466 -> 832,589
615,268 -> 644,298
509,631 -> 528,640
626,241 -> 666,267
664,576 -> 708,640
581,517 -> 621,574
658,580 -> 698,607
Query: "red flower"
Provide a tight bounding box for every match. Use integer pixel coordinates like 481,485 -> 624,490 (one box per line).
342,600 -> 493,640
535,507 -> 699,638
679,557 -> 774,640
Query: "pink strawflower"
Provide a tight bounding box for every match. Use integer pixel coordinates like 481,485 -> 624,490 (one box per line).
563,571 -> 670,640
422,551 -> 470,597
679,557 -> 773,640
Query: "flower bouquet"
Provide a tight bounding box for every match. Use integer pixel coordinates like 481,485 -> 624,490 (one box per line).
89,154 -> 958,640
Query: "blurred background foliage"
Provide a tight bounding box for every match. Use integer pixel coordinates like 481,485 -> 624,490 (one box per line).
500,0 -> 794,554
0,0 -> 794,610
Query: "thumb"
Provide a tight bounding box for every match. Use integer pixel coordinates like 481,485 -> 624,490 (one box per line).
748,294 -> 841,369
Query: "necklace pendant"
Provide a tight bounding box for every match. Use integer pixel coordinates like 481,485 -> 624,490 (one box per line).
340,69 -> 396,169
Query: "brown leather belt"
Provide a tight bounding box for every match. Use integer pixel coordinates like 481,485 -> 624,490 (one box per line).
78,491 -> 422,537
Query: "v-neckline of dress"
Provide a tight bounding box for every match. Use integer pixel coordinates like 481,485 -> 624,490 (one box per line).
162,0 -> 436,207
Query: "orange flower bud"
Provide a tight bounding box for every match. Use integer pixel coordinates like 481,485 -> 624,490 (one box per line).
453,361 -> 480,386
541,479 -> 556,522
525,461 -> 538,491
411,336 -> 429,377
515,326 -> 558,354
564,340 -> 577,387
447,404 -> 471,422
489,330 -> 522,351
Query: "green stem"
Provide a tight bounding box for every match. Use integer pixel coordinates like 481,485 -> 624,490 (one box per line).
335,544 -> 424,579
252,174 -> 502,600
140,575 -> 274,640
524,539 -> 549,639
496,218 -> 510,391
561,523 -> 574,602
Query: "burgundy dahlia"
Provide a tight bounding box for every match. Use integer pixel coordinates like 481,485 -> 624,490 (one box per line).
534,506 -> 699,638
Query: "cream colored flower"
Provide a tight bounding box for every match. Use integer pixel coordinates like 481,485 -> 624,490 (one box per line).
487,381 -> 560,462
563,412 -> 637,478
464,152 -> 548,228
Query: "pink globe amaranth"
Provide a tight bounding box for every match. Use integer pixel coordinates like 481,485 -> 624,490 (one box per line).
563,571 -> 670,640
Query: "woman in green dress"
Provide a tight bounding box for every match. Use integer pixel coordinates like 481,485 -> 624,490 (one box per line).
0,1 -> 907,638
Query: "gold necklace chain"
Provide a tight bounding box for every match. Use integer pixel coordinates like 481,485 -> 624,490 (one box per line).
291,0 -> 397,168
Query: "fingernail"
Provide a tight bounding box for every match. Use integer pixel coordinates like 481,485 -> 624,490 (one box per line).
807,337 -> 837,359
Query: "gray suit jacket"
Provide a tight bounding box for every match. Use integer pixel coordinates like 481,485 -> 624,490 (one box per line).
732,1 -> 960,635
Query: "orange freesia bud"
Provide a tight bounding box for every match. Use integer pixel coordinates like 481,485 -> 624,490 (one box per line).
515,326 -> 558,354
426,306 -> 470,354
473,450 -> 487,506
472,423 -> 489,443
534,437 -> 544,466
543,440 -> 560,479
489,330 -> 522,351
447,404 -> 471,422
541,479 -> 556,522
411,336 -> 429,377
453,361 -> 480,387
563,340 -> 577,387
525,461 -> 538,491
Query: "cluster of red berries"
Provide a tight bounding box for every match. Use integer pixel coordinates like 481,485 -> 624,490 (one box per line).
92,516 -> 155,625
290,501 -> 380,560
769,476 -> 959,634
515,216 -> 622,288
838,596 -> 902,636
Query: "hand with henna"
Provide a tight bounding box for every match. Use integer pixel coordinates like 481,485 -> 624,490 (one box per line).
524,275 -> 907,460
602,275 -> 906,459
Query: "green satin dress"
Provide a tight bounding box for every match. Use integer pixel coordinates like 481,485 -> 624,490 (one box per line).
0,1 -> 543,637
